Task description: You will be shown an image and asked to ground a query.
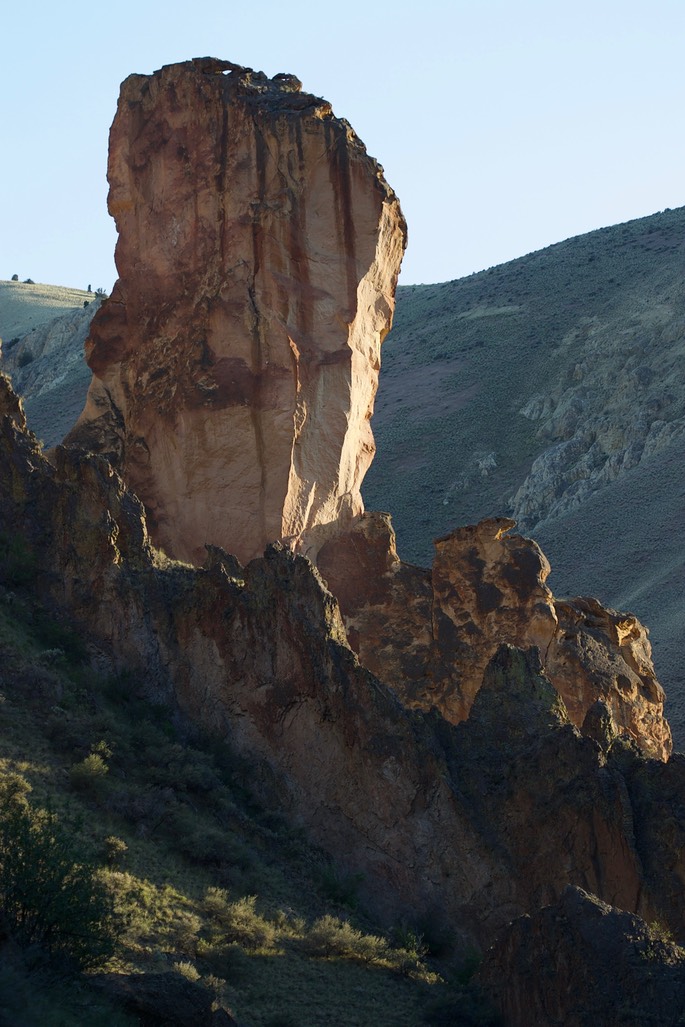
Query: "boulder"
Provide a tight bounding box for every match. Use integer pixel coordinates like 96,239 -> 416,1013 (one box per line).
477,886 -> 685,1026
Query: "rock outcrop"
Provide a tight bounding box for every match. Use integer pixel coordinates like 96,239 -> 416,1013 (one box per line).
64,58 -> 406,566
477,886 -> 685,1026
2,374 -> 684,951
318,514 -> 671,760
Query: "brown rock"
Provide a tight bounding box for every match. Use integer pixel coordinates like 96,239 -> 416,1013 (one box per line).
91,971 -> 237,1026
319,515 -> 671,759
476,886 -> 685,1027
549,595 -> 671,760
5,371 -> 682,945
64,58 -> 406,567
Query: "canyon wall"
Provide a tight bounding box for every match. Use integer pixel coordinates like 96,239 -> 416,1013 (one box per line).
4,374 -> 685,948
317,513 -> 671,760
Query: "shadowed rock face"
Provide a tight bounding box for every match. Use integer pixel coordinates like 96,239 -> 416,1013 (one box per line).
65,58 -> 406,566
477,886 -> 685,1027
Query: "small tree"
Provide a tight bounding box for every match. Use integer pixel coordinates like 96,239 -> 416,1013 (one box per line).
0,793 -> 121,969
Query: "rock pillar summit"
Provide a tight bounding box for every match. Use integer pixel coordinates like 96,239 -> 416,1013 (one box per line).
66,57 -> 407,565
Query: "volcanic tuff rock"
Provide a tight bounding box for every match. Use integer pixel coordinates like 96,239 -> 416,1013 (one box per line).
317,514 -> 671,759
477,886 -> 685,1026
363,207 -> 685,743
64,58 -> 406,566
2,373 -> 685,950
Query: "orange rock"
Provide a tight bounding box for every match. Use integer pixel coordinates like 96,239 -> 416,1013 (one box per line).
65,58 -> 406,566
318,515 -> 671,760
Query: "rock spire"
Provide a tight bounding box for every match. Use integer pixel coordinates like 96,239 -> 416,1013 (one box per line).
66,58 -> 406,565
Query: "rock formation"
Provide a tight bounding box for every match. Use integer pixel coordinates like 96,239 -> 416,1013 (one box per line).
317,514 -> 671,760
2,374 -> 685,951
6,57 -> 683,1020
65,58 -> 406,566
477,886 -> 685,1026
49,58 -> 672,762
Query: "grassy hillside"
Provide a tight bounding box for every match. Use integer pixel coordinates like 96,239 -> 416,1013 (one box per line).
0,280 -> 94,340
0,543 -> 491,1026
364,205 -> 685,743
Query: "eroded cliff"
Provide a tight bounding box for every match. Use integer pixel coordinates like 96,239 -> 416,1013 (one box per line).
3,374 -> 685,951
318,513 -> 671,760
65,58 -> 406,566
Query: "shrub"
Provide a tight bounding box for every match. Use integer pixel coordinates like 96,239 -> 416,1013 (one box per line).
302,915 -> 388,962
0,799 -> 121,969
102,835 -> 128,867
173,959 -> 200,982
70,752 -> 109,794
17,350 -> 34,368
202,889 -> 276,950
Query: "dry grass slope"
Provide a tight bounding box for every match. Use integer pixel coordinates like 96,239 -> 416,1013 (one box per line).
0,279 -> 93,339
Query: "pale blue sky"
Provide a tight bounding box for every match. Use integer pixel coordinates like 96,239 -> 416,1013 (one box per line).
2,0 -> 684,290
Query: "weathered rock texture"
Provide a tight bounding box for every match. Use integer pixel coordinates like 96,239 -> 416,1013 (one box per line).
477,886 -> 685,1027
64,58 -> 406,566
318,515 -> 671,760
3,374 -> 685,951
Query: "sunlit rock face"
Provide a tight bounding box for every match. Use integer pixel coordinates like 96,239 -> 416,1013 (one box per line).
318,516 -> 672,761
65,58 -> 406,565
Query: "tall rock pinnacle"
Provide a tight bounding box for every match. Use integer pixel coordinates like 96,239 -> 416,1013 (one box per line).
66,58 -> 407,565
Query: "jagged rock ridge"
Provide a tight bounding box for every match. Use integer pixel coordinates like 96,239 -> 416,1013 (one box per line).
318,513 -> 671,760
65,58 -> 406,566
477,886 -> 685,1026
3,373 -> 685,952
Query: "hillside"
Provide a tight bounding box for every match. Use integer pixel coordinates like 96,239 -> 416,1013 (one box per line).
0,279 -> 95,339
364,205 -> 685,742
0,544 -> 451,1025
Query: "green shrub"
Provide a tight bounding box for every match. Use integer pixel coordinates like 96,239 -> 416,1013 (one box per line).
69,752 -> 109,795
202,889 -> 276,950
173,959 -> 200,982
102,835 -> 128,868
0,799 -> 121,969
302,914 -> 388,962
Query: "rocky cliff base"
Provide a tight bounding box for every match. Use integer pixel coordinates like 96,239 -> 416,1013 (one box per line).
2,374 -> 684,973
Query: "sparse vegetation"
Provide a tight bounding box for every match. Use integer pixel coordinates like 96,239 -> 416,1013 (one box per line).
0,789 -> 122,969
0,571 -> 486,1024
